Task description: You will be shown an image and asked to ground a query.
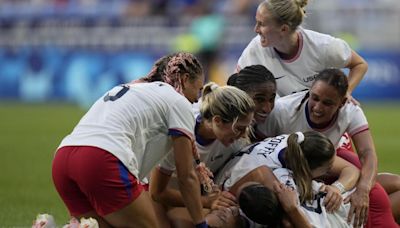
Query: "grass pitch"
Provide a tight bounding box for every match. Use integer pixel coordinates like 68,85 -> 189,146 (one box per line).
0,102 -> 399,226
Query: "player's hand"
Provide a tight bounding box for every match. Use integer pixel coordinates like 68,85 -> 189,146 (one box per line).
346,93 -> 360,106
206,207 -> 238,227
273,181 -> 298,213
210,191 -> 238,211
344,186 -> 369,228
320,184 -> 343,212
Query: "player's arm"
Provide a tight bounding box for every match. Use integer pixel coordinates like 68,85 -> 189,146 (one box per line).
273,181 -> 313,228
329,155 -> 360,191
150,168 -> 219,208
229,166 -> 278,195
352,130 -> 377,195
150,168 -> 182,206
322,156 -> 360,211
172,135 -> 206,225
345,50 -> 368,96
344,130 -> 377,227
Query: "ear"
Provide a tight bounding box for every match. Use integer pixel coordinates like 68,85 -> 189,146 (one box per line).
181,73 -> 190,89
280,24 -> 290,34
212,115 -> 223,126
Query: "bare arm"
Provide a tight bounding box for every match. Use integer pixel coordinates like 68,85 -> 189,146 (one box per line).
150,168 -> 220,208
329,155 -> 360,191
150,168 -> 183,207
345,50 -> 368,96
322,156 -> 360,212
344,130 -> 377,227
229,166 -> 278,195
352,130 -> 377,193
273,181 -> 313,228
172,135 -> 205,225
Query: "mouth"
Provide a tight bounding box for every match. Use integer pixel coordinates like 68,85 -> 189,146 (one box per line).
259,34 -> 268,44
255,112 -> 268,122
311,110 -> 324,119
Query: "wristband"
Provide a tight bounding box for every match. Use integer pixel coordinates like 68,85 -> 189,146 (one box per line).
195,221 -> 208,228
332,181 -> 346,194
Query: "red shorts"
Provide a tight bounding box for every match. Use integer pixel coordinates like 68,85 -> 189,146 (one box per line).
52,146 -> 144,216
336,148 -> 398,227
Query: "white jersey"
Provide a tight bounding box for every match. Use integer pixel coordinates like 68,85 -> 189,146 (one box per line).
214,135 -> 353,227
274,168 -> 353,228
237,28 -> 352,97
214,134 -> 290,190
58,82 -> 195,180
160,114 -> 248,174
257,91 -> 368,148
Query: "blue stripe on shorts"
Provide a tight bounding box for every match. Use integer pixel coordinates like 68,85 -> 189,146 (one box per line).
118,161 -> 132,198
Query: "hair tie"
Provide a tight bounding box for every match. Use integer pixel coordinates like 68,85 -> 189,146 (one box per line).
210,84 -> 219,91
295,132 -> 305,143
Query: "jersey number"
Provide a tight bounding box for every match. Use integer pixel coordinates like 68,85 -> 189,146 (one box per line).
103,85 -> 129,102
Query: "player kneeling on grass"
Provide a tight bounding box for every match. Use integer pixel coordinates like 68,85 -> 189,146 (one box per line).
149,82 -> 256,228
52,52 -> 212,227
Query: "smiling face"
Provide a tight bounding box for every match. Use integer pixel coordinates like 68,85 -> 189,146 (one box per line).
212,112 -> 254,147
308,81 -> 346,126
254,5 -> 283,48
247,82 -> 276,124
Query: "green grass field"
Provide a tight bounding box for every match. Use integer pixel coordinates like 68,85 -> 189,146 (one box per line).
0,102 -> 399,226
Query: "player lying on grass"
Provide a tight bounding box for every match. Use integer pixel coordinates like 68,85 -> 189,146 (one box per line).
213,131 -> 360,227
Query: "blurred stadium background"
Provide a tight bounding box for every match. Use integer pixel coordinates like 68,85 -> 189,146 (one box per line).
0,0 -> 399,226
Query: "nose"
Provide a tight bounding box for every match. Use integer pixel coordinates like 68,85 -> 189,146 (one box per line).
262,102 -> 273,114
254,24 -> 259,33
313,102 -> 323,112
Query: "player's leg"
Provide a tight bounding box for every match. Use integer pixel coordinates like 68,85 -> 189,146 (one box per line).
377,173 -> 400,223
52,146 -> 100,219
364,183 -> 399,228
336,148 -> 398,227
103,190 -> 159,227
56,146 -> 158,227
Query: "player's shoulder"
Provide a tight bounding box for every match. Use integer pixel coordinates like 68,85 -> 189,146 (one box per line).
341,101 -> 365,118
276,91 -> 307,109
301,28 -> 336,44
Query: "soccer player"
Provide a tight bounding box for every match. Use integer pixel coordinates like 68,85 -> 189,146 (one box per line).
52,52 -> 208,227
257,68 -> 399,227
149,82 -> 255,227
214,131 -> 360,227
237,0 -> 368,104
227,64 -> 277,141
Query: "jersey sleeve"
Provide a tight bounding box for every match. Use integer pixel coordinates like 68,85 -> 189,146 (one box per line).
159,96 -> 195,172
346,105 -> 369,137
323,37 -> 352,68
167,97 -> 195,141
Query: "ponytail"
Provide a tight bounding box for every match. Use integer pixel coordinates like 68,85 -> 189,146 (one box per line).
285,133 -> 313,203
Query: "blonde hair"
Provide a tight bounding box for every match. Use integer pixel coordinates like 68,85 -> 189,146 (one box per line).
261,0 -> 308,31
200,82 -> 255,133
